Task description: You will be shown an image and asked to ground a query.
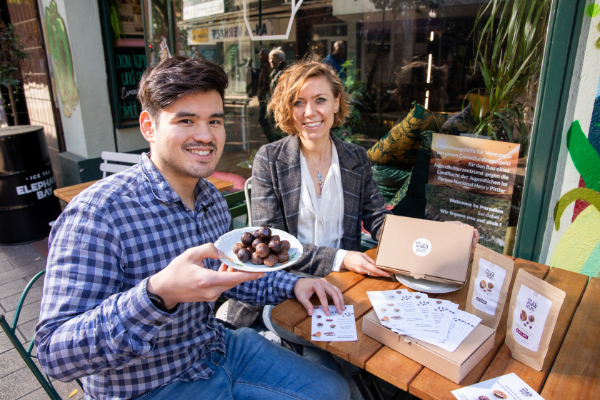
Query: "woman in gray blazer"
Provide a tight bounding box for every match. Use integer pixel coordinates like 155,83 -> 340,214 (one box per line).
228,59 -> 391,328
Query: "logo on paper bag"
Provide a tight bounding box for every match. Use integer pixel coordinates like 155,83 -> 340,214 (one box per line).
485,269 -> 495,280
412,238 -> 432,257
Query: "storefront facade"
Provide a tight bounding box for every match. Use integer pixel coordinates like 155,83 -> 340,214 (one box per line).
13,0 -> 594,266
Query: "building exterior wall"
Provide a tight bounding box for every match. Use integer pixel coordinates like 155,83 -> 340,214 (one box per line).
39,0 -> 115,159
541,1 -> 600,277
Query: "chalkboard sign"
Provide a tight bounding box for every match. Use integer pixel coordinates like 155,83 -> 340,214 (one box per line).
113,47 -> 146,127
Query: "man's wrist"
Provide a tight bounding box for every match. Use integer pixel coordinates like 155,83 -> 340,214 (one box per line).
147,275 -> 179,310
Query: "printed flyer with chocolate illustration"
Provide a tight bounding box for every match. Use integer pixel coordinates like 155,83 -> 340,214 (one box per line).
311,305 -> 358,341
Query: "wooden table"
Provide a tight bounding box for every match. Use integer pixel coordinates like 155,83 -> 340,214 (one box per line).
54,176 -> 234,203
272,248 -> 595,400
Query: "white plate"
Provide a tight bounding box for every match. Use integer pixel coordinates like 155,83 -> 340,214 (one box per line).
215,227 -> 303,272
395,274 -> 463,294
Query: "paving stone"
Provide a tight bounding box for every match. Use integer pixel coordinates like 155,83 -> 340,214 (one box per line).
0,365 -> 40,400
0,259 -> 17,274
4,301 -> 42,327
0,245 -> 45,268
0,348 -> 28,379
0,279 -> 29,301
17,319 -> 39,344
0,261 -> 45,286
1,285 -> 43,313
0,330 -> 27,354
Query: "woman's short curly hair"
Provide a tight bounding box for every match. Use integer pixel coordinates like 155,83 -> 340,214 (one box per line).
267,58 -> 350,135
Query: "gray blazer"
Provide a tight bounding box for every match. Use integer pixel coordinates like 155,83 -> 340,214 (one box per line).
227,133 -> 390,327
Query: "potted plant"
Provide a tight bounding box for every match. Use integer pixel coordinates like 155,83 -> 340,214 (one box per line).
0,21 -> 28,125
469,0 -> 551,147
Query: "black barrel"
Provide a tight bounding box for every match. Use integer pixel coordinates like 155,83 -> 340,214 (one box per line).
0,126 -> 61,244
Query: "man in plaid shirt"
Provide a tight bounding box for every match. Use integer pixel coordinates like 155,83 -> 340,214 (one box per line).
35,57 -> 349,400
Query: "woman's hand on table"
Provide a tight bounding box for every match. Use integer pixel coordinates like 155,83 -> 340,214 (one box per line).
293,277 -> 345,317
340,251 -> 391,278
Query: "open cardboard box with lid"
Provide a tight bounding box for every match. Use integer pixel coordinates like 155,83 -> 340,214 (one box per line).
374,215 -> 475,285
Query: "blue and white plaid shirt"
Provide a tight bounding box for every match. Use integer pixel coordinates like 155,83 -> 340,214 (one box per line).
35,154 -> 302,399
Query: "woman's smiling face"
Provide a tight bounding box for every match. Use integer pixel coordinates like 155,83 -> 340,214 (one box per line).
292,76 -> 340,142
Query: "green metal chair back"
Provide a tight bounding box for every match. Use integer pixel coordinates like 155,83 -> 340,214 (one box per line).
223,189 -> 251,230
0,270 -> 82,399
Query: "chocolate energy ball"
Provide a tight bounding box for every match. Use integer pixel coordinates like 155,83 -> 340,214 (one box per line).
255,242 -> 270,258
268,239 -> 281,253
241,232 -> 255,246
250,253 -> 264,265
258,226 -> 272,240
236,248 -> 251,263
271,235 -> 280,242
280,240 -> 291,251
232,243 -> 245,254
252,238 -> 263,249
264,254 -> 279,267
277,250 -> 289,263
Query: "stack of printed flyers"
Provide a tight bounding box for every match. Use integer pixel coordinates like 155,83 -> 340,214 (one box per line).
367,289 -> 481,352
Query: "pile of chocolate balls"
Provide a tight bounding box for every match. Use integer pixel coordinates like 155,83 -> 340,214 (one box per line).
233,227 -> 291,267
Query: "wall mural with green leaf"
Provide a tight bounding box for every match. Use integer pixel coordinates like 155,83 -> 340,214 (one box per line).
550,81 -> 600,276
45,0 -> 79,118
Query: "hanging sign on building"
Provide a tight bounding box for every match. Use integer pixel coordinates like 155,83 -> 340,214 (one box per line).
424,133 -> 520,253
183,0 -> 225,20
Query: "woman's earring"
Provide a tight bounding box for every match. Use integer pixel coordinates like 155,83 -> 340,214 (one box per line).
335,108 -> 339,113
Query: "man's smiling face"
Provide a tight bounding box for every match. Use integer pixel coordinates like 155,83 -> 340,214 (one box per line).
142,90 -> 226,186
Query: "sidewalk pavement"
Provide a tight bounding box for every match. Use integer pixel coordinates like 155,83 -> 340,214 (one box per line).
0,241 -> 83,400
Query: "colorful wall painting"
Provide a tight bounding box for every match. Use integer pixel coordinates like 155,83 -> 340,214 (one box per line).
45,0 -> 79,118
550,116 -> 600,276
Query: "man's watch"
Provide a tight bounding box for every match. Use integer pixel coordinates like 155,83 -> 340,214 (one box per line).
146,288 -> 179,314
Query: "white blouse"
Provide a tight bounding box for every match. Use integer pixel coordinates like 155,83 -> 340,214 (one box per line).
298,144 -> 348,271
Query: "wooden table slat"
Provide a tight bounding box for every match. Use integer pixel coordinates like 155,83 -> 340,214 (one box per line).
408,259 -> 551,399
479,267 -> 588,392
541,277 -> 600,400
327,316 -> 384,368
54,176 -> 233,203
365,347 -> 424,392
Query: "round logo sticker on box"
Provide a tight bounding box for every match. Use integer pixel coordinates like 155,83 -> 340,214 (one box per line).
412,238 -> 432,256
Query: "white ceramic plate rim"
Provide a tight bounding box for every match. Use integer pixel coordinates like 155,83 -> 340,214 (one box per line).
395,274 -> 463,294
214,227 -> 303,272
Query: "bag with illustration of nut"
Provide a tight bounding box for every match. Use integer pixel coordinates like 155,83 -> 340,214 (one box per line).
466,244 -> 514,330
505,269 -> 566,371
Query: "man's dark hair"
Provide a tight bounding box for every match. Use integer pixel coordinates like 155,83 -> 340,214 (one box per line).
138,56 -> 228,120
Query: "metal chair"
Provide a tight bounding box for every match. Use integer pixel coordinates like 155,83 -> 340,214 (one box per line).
244,177 -> 252,226
99,151 -> 140,178
223,189 -> 251,230
0,271 -> 83,399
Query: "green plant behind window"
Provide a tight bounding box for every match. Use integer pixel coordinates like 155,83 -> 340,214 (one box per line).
470,0 -> 551,145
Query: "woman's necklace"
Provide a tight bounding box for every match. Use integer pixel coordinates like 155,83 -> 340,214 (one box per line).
303,139 -> 332,193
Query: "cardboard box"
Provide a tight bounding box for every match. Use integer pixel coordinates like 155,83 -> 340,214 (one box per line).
362,310 -> 495,384
375,215 -> 474,285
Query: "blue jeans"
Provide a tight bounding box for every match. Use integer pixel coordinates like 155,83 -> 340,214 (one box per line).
135,328 -> 350,400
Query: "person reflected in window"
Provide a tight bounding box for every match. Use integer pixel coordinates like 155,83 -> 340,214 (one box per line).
269,47 -> 288,92
324,41 -> 346,80
258,47 -> 276,142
